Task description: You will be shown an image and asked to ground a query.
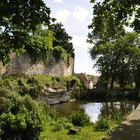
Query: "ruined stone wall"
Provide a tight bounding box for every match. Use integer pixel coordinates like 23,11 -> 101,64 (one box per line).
0,53 -> 74,76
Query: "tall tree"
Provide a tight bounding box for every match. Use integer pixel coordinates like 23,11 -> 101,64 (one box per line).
50,23 -> 74,57
0,0 -> 51,64
90,33 -> 140,89
88,0 -> 140,89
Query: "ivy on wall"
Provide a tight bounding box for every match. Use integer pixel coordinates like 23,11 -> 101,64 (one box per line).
25,28 -> 73,66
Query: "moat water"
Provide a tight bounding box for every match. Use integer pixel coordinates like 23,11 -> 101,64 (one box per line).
51,100 -> 139,122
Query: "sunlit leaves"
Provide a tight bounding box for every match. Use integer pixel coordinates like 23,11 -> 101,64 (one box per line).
0,0 -> 51,64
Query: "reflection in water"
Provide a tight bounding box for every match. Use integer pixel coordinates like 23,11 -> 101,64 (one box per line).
51,100 -> 139,123
83,103 -> 101,122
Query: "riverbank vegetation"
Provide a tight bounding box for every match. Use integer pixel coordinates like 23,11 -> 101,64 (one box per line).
0,74 -> 81,139
0,74 -> 131,140
0,74 -> 81,99
0,88 -> 46,140
39,105 -> 128,140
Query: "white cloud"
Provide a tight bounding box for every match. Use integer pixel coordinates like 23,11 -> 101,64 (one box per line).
72,35 -> 86,48
73,6 -> 90,21
54,0 -> 63,3
54,9 -> 70,23
72,35 -> 91,50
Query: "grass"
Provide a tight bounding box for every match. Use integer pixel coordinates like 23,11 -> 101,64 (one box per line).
39,109 -> 126,140
40,121 -> 107,140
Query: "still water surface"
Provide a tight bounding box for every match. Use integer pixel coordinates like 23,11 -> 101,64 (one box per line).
51,100 -> 139,122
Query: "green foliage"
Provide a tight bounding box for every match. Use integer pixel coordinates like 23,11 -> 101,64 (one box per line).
25,28 -> 73,65
40,121 -> 107,140
24,29 -> 57,64
95,118 -> 111,132
113,114 -> 124,124
51,23 -> 74,58
0,75 -> 44,99
69,111 -> 90,127
52,118 -> 73,132
90,33 -> 140,89
0,0 -> 51,64
52,46 -> 66,61
88,0 -> 140,43
88,4 -> 124,44
17,78 -> 43,99
88,0 -> 140,89
0,75 -> 82,100
46,108 -> 59,121
0,88 -> 46,140
25,32 -> 53,63
0,1 -> 74,65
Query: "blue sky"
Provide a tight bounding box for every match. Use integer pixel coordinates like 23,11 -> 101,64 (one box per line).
44,0 -> 99,75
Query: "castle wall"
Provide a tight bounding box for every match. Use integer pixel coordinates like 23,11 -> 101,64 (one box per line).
0,53 -> 74,76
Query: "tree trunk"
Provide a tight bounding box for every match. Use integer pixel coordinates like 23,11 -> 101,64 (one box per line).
110,76 -> 115,89
110,67 -> 116,89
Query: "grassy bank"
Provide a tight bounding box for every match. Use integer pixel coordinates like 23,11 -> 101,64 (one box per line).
40,122 -> 107,140
39,107 -> 125,140
40,111 -> 107,140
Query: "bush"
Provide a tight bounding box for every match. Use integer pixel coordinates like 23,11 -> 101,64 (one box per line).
46,108 -> 58,120
52,118 -> 73,132
69,111 -> 90,126
18,78 -> 43,99
0,88 -> 46,140
95,118 -> 111,131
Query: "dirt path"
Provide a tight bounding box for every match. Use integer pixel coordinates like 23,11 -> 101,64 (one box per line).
105,104 -> 140,140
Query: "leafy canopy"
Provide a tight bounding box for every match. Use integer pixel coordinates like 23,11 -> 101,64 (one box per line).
51,23 -> 74,57
90,32 -> 140,89
0,0 -> 51,64
89,0 -> 140,36
88,0 -> 140,89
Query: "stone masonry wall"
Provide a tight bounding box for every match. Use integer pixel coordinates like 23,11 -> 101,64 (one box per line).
0,53 -> 74,76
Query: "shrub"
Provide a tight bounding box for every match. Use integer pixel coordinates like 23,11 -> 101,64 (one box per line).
0,88 -> 46,140
52,118 -> 73,132
18,78 -> 43,99
95,118 -> 111,131
53,123 -> 64,132
46,108 -> 58,120
17,79 -> 28,96
69,111 -> 90,126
